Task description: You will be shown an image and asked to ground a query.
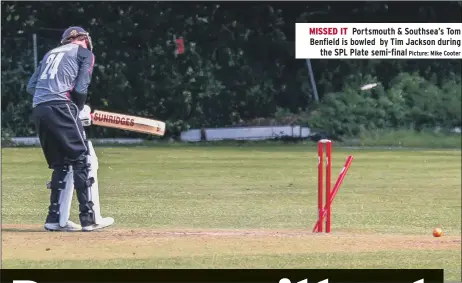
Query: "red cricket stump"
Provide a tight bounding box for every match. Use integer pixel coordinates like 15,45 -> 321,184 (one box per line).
313,139 -> 353,233
325,141 -> 332,232
317,142 -> 324,232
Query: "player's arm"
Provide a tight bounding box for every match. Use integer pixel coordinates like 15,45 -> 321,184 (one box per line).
26,61 -> 43,95
72,46 -> 95,110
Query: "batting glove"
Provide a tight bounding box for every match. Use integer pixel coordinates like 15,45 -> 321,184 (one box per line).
79,105 -> 92,127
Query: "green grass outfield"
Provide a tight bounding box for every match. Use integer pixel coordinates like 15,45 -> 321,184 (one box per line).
2,145 -> 461,280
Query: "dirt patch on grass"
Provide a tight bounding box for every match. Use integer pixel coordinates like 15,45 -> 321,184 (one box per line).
3,224 -> 460,261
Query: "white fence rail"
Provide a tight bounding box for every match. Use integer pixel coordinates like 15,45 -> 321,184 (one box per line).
181,126 -> 311,142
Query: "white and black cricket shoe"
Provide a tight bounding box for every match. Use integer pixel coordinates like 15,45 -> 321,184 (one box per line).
44,221 -> 82,232
82,217 -> 114,232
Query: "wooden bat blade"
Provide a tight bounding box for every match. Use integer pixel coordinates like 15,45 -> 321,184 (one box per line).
91,110 -> 165,136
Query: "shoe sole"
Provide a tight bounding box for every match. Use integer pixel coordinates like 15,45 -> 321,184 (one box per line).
82,225 -> 112,232
44,227 -> 81,232
82,222 -> 114,232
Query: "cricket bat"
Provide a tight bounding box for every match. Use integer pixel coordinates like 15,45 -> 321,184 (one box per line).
91,110 -> 166,136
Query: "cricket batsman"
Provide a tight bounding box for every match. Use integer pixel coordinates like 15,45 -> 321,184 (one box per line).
26,26 -> 114,232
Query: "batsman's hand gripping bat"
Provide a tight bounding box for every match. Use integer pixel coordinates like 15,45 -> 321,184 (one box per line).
90,110 -> 166,136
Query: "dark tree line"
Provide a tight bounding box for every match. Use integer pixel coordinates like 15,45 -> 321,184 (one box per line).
2,1 -> 461,139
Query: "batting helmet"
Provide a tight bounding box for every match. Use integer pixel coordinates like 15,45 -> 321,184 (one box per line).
61,26 -> 93,51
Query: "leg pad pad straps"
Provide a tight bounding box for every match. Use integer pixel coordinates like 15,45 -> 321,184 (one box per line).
73,155 -> 96,227
46,165 -> 72,224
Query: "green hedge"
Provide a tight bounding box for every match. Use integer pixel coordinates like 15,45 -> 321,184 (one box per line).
307,73 -> 461,137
